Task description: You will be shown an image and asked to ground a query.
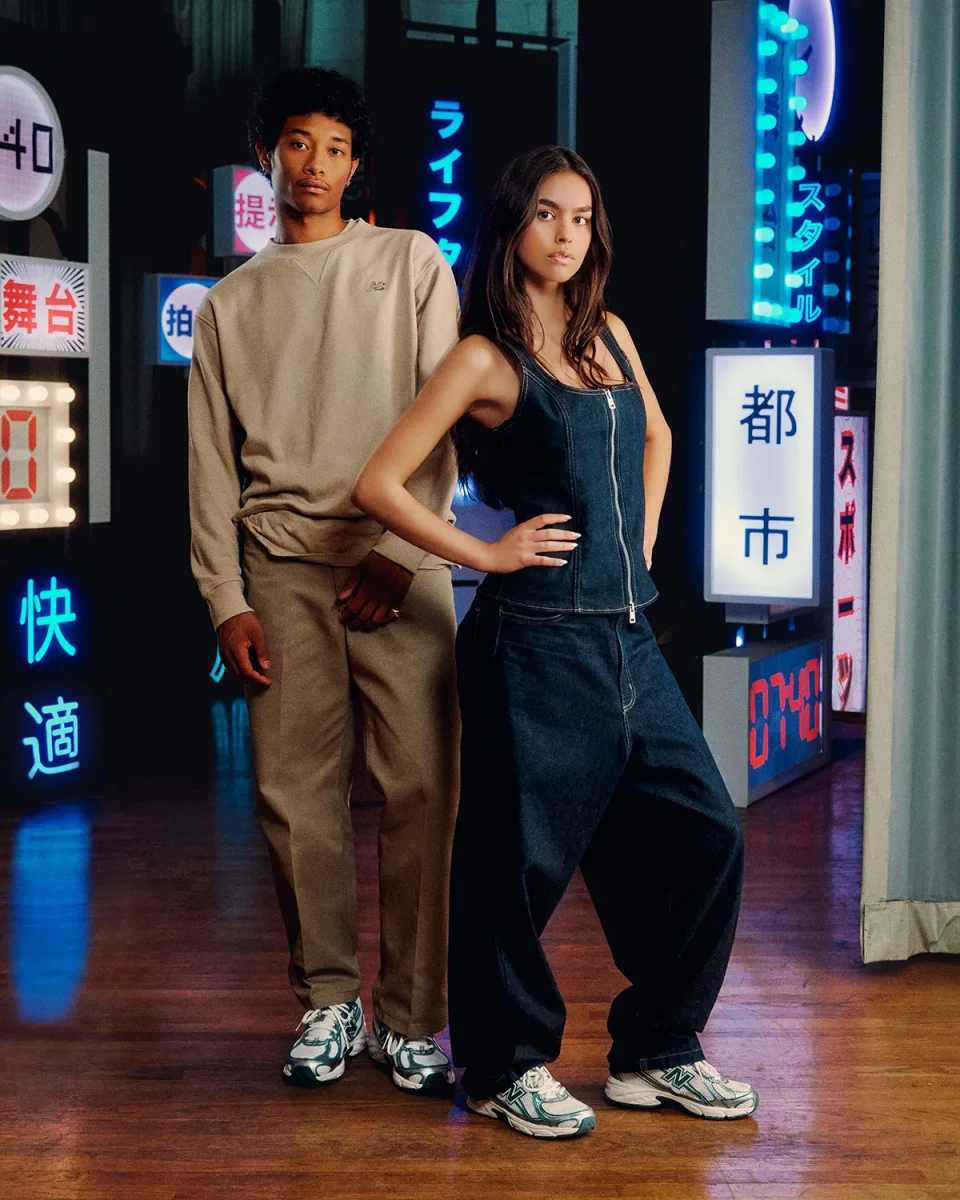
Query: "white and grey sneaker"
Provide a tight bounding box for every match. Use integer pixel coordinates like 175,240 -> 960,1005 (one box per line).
605,1059 -> 759,1120
467,1065 -> 596,1139
368,1016 -> 455,1094
282,1000 -> 367,1087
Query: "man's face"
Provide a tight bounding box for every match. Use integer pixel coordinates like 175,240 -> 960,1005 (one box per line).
257,111 -> 358,217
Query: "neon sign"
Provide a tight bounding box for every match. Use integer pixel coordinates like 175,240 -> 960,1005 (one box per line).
751,3 -> 849,331
427,100 -> 465,268
19,576 -> 77,664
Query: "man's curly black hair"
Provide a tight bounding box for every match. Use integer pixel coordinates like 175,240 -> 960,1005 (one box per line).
248,68 -> 375,172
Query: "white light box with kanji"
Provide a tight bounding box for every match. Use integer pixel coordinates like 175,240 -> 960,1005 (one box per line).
0,379 -> 76,531
705,348 -> 833,606
212,165 -> 276,257
0,255 -> 89,357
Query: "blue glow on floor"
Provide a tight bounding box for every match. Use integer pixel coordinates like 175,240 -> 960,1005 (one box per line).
10,803 -> 91,1023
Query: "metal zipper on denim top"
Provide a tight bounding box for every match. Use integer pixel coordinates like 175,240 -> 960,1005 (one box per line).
605,389 -> 636,623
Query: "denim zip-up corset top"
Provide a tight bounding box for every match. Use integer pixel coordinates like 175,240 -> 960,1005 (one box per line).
476,325 -> 658,621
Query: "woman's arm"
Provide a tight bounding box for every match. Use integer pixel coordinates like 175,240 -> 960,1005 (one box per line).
353,335 -> 580,574
607,313 -> 672,569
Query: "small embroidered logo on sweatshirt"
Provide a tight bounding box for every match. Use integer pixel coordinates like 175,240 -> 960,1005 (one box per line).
370,280 -> 387,291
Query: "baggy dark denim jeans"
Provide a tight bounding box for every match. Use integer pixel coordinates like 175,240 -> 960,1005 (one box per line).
450,595 -> 744,1099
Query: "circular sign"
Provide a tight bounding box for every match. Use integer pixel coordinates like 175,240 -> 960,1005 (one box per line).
0,66 -> 65,222
790,0 -> 838,143
233,169 -> 276,254
161,282 -> 212,361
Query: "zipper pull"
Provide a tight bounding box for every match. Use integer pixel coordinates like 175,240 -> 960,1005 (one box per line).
607,395 -> 616,410
629,602 -> 637,624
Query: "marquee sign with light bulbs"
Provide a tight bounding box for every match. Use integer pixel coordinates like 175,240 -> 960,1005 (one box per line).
0,378 -> 77,530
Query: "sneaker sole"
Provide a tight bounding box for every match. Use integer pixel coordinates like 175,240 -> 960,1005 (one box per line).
467,1096 -> 595,1139
604,1076 -> 758,1121
367,1040 -> 454,1095
283,1029 -> 368,1088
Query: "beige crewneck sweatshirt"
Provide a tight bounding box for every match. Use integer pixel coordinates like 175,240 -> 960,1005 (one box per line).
188,218 -> 460,628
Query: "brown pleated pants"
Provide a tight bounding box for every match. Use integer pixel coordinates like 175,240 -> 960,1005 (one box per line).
243,538 -> 459,1036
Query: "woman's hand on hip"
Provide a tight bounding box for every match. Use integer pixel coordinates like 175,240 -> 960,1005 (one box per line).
484,514 -> 580,574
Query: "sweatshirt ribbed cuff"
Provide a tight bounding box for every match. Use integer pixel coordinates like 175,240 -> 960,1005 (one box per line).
373,530 -> 427,575
205,579 -> 254,629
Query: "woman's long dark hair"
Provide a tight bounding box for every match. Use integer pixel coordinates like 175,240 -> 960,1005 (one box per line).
454,146 -> 615,506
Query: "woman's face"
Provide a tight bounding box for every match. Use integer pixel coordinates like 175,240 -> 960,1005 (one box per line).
515,170 -> 594,286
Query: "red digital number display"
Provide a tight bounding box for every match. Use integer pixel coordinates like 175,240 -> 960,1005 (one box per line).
1,408 -> 38,501
748,646 -> 822,784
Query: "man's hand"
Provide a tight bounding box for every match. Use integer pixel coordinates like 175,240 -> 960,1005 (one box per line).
337,550 -> 414,632
218,611 -> 272,686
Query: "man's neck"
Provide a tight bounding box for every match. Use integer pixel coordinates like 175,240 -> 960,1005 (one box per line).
274,206 -> 349,245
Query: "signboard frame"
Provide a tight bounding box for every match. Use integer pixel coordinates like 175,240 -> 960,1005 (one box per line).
704,345 -> 833,607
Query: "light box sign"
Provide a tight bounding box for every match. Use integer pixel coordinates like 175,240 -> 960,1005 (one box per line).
213,166 -> 276,257
1,256 -> 88,356
705,348 -> 831,605
0,65 -> 65,222
0,378 -> 76,531
833,413 -> 868,713
144,274 -> 216,365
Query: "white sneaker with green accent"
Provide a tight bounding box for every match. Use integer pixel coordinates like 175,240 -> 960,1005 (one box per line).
368,1016 -> 455,1094
605,1059 -> 759,1119
282,1000 -> 367,1087
468,1065 -> 596,1139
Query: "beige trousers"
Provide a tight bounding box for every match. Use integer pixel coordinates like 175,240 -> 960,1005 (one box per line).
243,538 -> 459,1035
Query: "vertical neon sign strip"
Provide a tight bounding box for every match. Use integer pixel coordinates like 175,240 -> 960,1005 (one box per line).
752,5 -> 807,326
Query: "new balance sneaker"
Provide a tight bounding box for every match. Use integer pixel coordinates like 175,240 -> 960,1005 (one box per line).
367,1016 -> 455,1094
282,1000 -> 367,1087
605,1059 -> 759,1120
467,1065 -> 596,1139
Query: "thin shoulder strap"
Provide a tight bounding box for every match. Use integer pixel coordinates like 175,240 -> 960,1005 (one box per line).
599,324 -> 637,385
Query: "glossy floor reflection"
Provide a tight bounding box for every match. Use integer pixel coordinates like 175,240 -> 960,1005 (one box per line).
1,722 -> 958,1199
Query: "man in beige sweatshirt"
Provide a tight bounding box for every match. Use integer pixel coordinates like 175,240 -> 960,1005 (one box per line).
188,68 -> 460,1095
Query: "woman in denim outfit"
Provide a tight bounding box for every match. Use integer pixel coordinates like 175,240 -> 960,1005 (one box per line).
354,146 -> 758,1138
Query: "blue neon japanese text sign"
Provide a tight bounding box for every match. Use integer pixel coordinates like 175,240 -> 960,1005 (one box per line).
751,3 -> 850,331
426,100 -> 466,270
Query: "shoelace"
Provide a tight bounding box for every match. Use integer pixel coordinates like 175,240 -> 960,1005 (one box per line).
300,1002 -> 354,1038
520,1065 -> 566,1099
693,1060 -> 729,1085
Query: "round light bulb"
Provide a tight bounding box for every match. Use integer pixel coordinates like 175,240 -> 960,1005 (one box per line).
759,40 -> 778,57
56,386 -> 76,404
787,165 -> 807,181
790,59 -> 809,75
0,384 -> 20,403
757,152 -> 776,169
29,385 -> 48,402
55,506 -> 77,524
56,427 -> 76,443
0,509 -> 20,527
758,78 -> 777,95
56,466 -> 77,483
754,264 -> 775,280
28,507 -> 49,524
758,114 -> 777,131
786,273 -> 803,288
755,227 -> 775,243
756,188 -> 776,205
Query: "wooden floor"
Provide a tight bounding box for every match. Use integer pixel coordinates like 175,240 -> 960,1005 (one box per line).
1,714 -> 957,1200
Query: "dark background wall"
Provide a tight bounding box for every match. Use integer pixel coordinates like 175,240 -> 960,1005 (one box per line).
577,0 -> 884,709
